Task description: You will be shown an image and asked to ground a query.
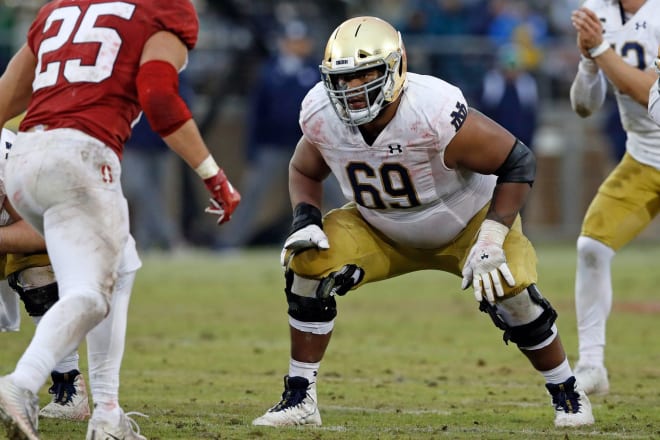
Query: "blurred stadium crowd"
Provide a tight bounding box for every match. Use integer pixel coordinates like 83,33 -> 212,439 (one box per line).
0,0 -> 648,250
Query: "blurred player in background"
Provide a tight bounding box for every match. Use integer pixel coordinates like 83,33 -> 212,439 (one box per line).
252,16 -> 593,429
0,127 -> 91,421
0,0 -> 240,439
569,0 -> 660,396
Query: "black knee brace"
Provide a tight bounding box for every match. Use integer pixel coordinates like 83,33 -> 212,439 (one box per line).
7,272 -> 59,317
317,264 -> 364,298
479,284 -> 558,347
284,269 -> 337,322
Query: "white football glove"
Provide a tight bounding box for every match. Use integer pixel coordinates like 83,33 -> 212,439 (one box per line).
280,224 -> 329,266
461,219 -> 515,303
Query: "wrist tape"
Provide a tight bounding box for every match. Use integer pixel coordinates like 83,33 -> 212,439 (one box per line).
478,219 -> 509,246
290,203 -> 323,234
195,155 -> 220,179
588,41 -> 610,59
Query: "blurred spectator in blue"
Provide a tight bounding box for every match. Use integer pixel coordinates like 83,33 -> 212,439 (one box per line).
121,74 -> 194,251
477,43 -> 538,148
486,0 -> 548,45
400,0 -> 470,87
402,0 -> 470,36
483,0 -> 549,72
215,20 -> 343,250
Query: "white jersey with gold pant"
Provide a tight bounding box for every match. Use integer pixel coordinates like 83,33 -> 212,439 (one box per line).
570,0 -> 660,392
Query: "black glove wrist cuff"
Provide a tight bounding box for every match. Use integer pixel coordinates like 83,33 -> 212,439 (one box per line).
290,202 -> 323,234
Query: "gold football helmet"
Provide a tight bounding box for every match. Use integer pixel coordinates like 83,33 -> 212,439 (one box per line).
320,16 -> 407,126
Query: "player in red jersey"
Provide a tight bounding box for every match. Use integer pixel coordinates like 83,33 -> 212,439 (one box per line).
0,1 -> 240,439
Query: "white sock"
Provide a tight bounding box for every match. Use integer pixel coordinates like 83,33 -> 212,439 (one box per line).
289,359 -> 319,384
91,403 -> 121,424
54,351 -> 80,373
575,236 -> 615,367
541,358 -> 572,384
87,271 -> 135,411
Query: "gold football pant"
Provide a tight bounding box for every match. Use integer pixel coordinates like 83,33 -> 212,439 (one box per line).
289,202 -> 537,298
581,152 -> 660,250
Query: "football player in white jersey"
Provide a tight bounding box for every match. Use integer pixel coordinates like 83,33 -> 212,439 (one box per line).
252,16 -> 594,429
570,0 -> 660,397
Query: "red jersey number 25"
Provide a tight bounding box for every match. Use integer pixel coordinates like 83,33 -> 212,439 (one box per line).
33,2 -> 136,91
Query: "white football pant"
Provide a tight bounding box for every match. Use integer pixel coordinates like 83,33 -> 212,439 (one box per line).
4,128 -> 131,395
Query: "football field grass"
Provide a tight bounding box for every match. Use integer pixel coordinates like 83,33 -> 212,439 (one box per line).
2,242 -> 659,439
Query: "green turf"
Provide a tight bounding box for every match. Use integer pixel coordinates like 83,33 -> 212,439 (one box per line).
2,242 -> 659,439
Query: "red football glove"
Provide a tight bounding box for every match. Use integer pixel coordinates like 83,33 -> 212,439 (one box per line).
203,169 -> 241,225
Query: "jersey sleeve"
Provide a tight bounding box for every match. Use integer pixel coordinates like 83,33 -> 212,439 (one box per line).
299,82 -> 327,141
649,78 -> 660,125
570,59 -> 606,116
432,82 -> 469,152
154,0 -> 199,49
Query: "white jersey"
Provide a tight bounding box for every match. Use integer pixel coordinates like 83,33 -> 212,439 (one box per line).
584,0 -> 660,168
300,73 -> 496,249
0,129 -> 18,331
0,128 -> 16,227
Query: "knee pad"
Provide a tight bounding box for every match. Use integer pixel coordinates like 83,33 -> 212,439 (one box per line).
288,316 -> 334,335
285,270 -> 337,323
284,264 -> 364,323
479,284 -> 558,348
7,267 -> 59,317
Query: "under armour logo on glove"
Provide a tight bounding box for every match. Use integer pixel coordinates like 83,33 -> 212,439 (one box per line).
480,251 -> 489,260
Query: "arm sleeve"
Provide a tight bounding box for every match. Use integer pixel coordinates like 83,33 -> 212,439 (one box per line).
569,57 -> 607,118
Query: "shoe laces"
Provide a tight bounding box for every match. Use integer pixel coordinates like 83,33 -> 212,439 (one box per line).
48,370 -> 80,405
122,411 -> 148,437
272,376 -> 311,412
546,376 -> 582,414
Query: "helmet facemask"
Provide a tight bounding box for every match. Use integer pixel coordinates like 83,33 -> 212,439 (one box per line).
323,60 -> 398,126
319,16 -> 406,127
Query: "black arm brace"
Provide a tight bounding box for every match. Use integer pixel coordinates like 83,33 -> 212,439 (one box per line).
290,202 -> 323,235
494,139 -> 536,186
